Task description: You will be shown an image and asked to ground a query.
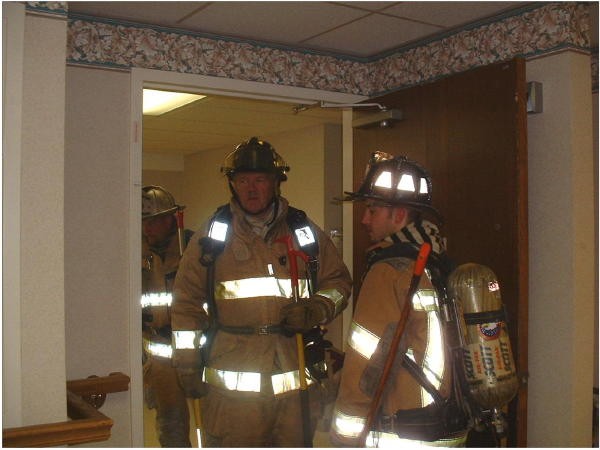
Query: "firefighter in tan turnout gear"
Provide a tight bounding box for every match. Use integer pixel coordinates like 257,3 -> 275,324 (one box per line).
330,152 -> 468,447
142,185 -> 194,447
171,137 -> 352,447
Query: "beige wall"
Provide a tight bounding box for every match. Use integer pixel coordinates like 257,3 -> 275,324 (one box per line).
526,51 -> 595,447
65,65 -> 132,446
4,8 -> 69,427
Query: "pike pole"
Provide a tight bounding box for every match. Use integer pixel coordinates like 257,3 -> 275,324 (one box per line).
276,234 -> 313,447
176,207 -> 204,448
358,242 -> 431,447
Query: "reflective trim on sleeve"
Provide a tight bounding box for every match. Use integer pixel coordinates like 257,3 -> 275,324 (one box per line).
143,338 -> 172,359
215,277 -> 310,300
315,288 -> 345,315
172,330 -> 206,349
141,292 -> 172,307
347,321 -> 380,360
331,407 -> 366,439
412,288 -> 438,311
422,308 -> 444,405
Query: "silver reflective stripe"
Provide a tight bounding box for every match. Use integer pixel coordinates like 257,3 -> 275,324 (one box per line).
143,338 -> 173,359
271,370 -> 313,395
215,277 -> 310,300
316,288 -> 345,315
347,321 -> 380,360
366,431 -> 467,448
141,292 -> 172,307
203,367 -> 312,395
208,220 -> 228,242
408,286 -> 445,407
331,407 -> 366,439
203,367 -> 261,392
173,330 -> 205,349
412,287 -> 438,311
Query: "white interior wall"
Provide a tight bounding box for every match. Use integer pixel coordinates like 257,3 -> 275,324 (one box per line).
2,1 -> 25,428
17,10 -> 68,426
64,65 -> 132,447
526,51 -> 595,447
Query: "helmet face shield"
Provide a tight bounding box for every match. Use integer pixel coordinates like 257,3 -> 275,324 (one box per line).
221,137 -> 289,181
344,151 -> 439,218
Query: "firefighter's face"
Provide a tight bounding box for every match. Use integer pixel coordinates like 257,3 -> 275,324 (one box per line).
231,172 -> 277,215
142,214 -> 175,246
361,202 -> 408,242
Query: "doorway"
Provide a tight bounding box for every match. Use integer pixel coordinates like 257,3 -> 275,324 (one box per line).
131,67 -> 366,446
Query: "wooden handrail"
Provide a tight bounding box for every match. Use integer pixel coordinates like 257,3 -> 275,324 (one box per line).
3,372 -> 130,448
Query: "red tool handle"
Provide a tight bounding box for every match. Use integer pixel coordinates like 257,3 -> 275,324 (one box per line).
275,234 -> 309,299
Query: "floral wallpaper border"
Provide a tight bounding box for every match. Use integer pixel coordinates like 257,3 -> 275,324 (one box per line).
27,2 -> 596,95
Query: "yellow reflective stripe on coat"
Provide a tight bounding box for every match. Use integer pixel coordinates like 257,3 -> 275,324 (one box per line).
347,288 -> 446,408
411,287 -> 445,406
316,288 -> 345,315
347,321 -> 380,360
203,367 -> 313,395
331,407 -> 366,439
143,338 -> 172,359
141,292 -> 172,307
215,277 -> 310,300
172,330 -> 206,349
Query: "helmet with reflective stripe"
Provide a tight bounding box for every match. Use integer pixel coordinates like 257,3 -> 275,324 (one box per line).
142,185 -> 182,219
344,151 -> 439,217
221,137 -> 290,181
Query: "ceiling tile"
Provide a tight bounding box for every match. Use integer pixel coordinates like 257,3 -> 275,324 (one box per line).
306,13 -> 440,57
178,1 -> 368,46
384,1 -> 526,28
68,1 -> 207,27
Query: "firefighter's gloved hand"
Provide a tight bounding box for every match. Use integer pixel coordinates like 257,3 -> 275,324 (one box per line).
280,297 -> 329,334
176,368 -> 207,398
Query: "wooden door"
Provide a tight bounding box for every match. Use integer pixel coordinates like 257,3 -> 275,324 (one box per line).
351,58 -> 528,447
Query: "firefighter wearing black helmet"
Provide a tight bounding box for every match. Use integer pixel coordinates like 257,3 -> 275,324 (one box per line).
171,137 -> 352,447
330,152 -> 468,447
142,185 -> 194,447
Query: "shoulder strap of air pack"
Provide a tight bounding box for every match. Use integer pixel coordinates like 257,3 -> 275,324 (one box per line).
286,206 -> 320,293
199,204 -> 232,267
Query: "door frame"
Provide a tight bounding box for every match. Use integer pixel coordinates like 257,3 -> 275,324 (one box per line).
128,67 -> 367,446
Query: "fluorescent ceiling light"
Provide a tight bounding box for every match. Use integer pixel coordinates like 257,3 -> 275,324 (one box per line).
143,89 -> 205,115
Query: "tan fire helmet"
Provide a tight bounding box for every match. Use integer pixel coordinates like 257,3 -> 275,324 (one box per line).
142,185 -> 183,219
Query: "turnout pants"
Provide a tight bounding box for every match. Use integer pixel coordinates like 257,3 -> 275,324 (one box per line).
201,384 -> 322,447
144,356 -> 191,447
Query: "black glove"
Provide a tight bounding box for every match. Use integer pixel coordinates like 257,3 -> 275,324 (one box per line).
176,367 -> 207,398
280,297 -> 329,334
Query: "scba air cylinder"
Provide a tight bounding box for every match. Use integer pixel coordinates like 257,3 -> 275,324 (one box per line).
447,263 -> 519,411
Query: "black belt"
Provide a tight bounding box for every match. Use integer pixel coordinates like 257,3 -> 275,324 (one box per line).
218,324 -> 284,335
